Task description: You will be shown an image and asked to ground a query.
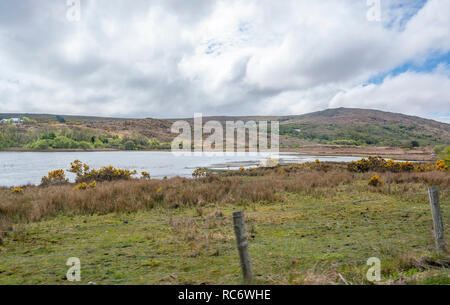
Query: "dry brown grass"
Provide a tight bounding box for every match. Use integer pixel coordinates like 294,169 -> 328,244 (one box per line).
0,169 -> 351,229
390,171 -> 450,186
1,164 -> 448,234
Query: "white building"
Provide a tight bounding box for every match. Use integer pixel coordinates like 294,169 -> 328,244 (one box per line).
0,118 -> 23,124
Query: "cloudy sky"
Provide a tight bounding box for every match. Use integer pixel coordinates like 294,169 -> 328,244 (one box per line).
0,0 -> 449,122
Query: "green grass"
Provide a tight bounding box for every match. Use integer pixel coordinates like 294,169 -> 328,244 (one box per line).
0,183 -> 449,285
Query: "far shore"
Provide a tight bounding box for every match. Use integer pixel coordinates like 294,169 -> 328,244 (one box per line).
0,147 -> 170,153
0,145 -> 437,161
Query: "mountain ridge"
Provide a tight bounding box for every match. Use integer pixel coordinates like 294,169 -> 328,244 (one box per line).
1,107 -> 449,126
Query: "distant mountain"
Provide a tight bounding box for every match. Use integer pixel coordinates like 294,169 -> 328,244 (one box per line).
1,108 -> 449,148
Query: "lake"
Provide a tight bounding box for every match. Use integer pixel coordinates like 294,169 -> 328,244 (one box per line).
0,151 -> 363,187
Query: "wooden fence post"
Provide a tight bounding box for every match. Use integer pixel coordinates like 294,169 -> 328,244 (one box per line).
428,187 -> 446,252
233,211 -> 253,283
387,172 -> 391,194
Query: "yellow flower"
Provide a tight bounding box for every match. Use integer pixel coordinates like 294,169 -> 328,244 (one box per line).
368,174 -> 384,187
11,187 -> 23,194
74,182 -> 88,190
435,160 -> 448,171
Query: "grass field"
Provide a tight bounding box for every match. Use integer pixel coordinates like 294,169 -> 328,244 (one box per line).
0,166 -> 449,285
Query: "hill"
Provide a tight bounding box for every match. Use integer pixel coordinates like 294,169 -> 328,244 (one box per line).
0,108 -> 449,150
278,108 -> 450,147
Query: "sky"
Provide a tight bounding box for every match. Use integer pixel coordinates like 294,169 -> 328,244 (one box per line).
0,0 -> 449,122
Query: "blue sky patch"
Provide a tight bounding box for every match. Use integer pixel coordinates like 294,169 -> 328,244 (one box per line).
365,51 -> 450,85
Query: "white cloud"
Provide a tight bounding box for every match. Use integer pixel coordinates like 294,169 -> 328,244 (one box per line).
0,0 -> 449,121
329,67 -> 450,117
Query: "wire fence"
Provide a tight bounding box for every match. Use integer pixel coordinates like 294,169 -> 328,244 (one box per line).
0,188 -> 448,284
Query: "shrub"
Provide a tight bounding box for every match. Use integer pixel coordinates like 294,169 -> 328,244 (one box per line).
414,163 -> 434,172
123,141 -> 136,150
192,168 -> 207,178
69,160 -> 137,183
141,171 -> 151,180
331,139 -> 360,146
30,139 -> 52,150
53,136 -> 76,149
10,187 -> 23,194
77,141 -> 94,149
435,160 -> 448,171
74,181 -> 96,190
368,174 -> 384,187
385,159 -> 415,173
347,156 -> 415,173
347,156 -> 386,173
41,169 -> 68,187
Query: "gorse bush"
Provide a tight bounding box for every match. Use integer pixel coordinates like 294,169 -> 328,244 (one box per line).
69,160 -> 137,183
10,187 -> 23,194
192,168 -> 207,178
347,156 -> 448,173
436,160 -> 449,171
347,156 -> 389,173
141,171 -> 151,180
385,159 -> 415,173
368,174 -> 384,187
40,169 -> 69,187
74,181 -> 97,190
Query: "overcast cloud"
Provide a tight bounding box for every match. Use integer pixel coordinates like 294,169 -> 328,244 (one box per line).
0,0 -> 449,121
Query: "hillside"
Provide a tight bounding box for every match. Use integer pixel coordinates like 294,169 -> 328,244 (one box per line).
278,108 -> 450,147
1,108 -> 449,150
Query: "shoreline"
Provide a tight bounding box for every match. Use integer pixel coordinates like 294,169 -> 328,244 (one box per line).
0,146 -> 437,161
0,148 -> 170,153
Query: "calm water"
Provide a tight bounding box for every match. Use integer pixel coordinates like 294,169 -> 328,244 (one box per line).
0,151 -> 363,187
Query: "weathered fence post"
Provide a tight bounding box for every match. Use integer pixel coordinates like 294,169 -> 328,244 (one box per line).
233,211 -> 253,283
428,187 -> 446,252
387,172 -> 391,194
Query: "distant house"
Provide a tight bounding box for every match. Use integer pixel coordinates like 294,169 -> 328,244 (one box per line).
0,118 -> 23,125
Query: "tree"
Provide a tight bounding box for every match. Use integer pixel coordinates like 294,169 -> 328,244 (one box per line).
56,115 -> 66,123
411,141 -> 420,148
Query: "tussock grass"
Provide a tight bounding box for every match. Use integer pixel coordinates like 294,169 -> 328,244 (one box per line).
0,168 -> 354,229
